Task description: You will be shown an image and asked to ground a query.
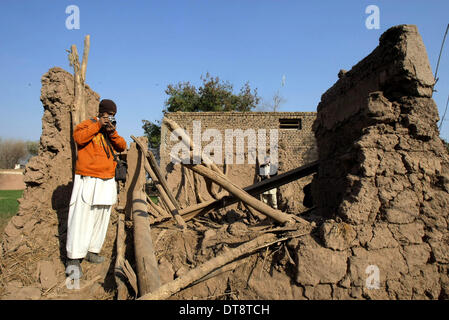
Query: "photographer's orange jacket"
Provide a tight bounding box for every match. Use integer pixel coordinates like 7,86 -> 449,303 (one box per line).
74,117 -> 127,179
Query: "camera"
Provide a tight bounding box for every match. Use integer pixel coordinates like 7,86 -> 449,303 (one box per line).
108,115 -> 117,126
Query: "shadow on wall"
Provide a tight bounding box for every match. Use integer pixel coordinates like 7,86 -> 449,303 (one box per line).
51,182 -> 73,263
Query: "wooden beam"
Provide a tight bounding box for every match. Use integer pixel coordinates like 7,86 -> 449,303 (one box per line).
178,160 -> 319,221
124,142 -> 145,220
184,164 -> 294,225
114,213 -> 128,300
163,118 -> 223,175
132,189 -> 161,295
137,229 -> 311,300
131,136 -> 187,229
131,135 -> 182,212
80,35 -> 90,83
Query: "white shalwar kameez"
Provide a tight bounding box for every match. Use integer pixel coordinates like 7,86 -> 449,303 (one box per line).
66,174 -> 117,259
260,163 -> 278,209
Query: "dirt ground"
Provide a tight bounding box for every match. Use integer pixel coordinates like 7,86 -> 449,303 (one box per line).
0,202 -> 313,300
0,170 -> 25,190
0,206 -> 119,300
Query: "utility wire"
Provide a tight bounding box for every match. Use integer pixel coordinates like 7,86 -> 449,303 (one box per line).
434,24 -> 449,86
435,24 -> 449,131
439,93 -> 449,131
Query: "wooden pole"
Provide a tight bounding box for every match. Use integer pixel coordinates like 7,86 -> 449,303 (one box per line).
138,233 -> 278,300
68,34 -> 91,129
114,213 -> 129,300
131,136 -> 187,229
185,164 -> 294,225
193,171 -> 205,203
80,35 -> 90,83
163,118 -> 223,175
124,142 -> 145,220
68,44 -> 81,129
147,194 -> 171,218
79,34 -> 90,122
131,135 -> 183,212
132,188 -> 162,295
177,161 -> 319,222
68,34 -> 90,173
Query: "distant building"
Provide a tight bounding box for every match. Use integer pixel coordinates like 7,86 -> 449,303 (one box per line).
159,111 -> 317,213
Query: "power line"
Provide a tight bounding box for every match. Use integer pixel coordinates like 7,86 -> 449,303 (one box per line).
434,24 -> 449,86
435,24 -> 449,131
439,93 -> 449,131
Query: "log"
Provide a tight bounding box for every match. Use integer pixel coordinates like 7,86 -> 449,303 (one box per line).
124,142 -> 145,220
79,34 -> 90,122
147,194 -> 170,218
163,118 -> 223,175
68,34 -> 90,128
132,135 -> 186,229
123,259 -> 138,296
138,233 -> 278,300
178,161 -> 319,221
193,171 -> 205,203
164,118 -> 230,202
136,229 -> 309,300
149,148 -> 182,207
68,44 -> 81,128
80,35 -> 90,83
145,159 -> 187,228
114,213 -> 128,300
132,189 -> 162,295
68,35 -> 91,174
131,135 -> 182,212
185,164 -> 294,225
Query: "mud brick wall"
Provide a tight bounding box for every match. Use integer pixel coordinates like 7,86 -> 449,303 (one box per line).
160,112 -> 317,213
300,25 -> 449,299
1,67 -> 99,255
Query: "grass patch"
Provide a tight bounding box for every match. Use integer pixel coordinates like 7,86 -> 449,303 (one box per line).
0,190 -> 23,236
149,196 -> 158,205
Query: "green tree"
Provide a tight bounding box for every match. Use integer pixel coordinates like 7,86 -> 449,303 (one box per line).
142,120 -> 161,149
26,140 -> 39,156
142,73 -> 260,149
0,139 -> 27,169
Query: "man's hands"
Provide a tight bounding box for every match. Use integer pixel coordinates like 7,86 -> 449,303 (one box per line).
99,114 -> 116,134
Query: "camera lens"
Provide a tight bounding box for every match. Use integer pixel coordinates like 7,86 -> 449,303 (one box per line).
108,116 -> 116,125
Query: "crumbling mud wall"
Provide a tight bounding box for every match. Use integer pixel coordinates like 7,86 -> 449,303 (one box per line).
160,112 -> 317,214
0,68 -> 106,299
304,25 -> 449,299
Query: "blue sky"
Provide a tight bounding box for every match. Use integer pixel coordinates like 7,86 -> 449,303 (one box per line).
1,0 -> 449,144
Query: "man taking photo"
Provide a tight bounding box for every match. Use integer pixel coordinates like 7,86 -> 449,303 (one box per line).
66,99 -> 127,280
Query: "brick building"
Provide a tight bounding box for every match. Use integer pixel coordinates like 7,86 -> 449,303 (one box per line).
160,111 -> 317,213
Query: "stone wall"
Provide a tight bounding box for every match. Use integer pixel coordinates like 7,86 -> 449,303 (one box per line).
160,112 -> 317,213
297,25 -> 449,299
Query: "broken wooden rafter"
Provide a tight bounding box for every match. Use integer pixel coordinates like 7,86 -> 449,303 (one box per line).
179,160 -> 319,221
132,189 -> 162,295
146,194 -> 171,218
184,164 -> 295,225
138,228 -> 310,300
114,212 -> 138,298
163,117 -> 224,175
114,213 -> 129,300
131,135 -> 187,229
68,34 -> 90,129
